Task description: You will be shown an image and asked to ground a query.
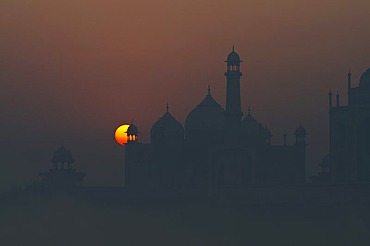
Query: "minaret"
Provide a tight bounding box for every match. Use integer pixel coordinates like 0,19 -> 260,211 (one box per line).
224,46 -> 243,144
294,124 -> 307,183
348,69 -> 352,105
125,122 -> 139,190
336,91 -> 340,107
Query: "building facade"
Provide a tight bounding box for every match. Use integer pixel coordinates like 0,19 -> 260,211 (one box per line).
124,48 -> 306,194
319,68 -> 370,182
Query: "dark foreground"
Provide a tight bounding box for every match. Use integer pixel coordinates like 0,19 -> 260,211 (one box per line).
1,193 -> 370,246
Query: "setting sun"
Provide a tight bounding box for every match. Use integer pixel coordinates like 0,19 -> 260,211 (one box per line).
114,124 -> 130,145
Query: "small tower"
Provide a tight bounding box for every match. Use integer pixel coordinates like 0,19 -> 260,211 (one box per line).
295,123 -> 307,145
39,146 -> 85,191
336,91 -> 340,107
127,123 -> 139,144
51,146 -> 74,169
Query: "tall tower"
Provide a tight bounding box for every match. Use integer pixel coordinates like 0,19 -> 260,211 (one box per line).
224,46 -> 243,144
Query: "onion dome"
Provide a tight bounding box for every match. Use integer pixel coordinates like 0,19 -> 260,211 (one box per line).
241,110 -> 264,136
185,88 -> 225,131
127,123 -> 139,136
359,68 -> 370,89
127,123 -> 139,142
51,146 -> 74,164
264,126 -> 272,138
151,105 -> 184,145
295,123 -> 307,137
226,46 -> 241,65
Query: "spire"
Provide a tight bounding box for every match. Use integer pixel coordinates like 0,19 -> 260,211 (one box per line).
336,91 -> 340,107
207,84 -> 211,95
328,89 -> 333,109
166,103 -> 169,112
248,106 -> 251,115
348,69 -> 352,105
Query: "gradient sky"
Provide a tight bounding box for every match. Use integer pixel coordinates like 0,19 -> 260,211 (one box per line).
1,0 -> 369,190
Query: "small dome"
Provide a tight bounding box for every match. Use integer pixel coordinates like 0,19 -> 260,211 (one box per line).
264,126 -> 272,138
359,68 -> 370,89
127,123 -> 138,135
241,113 -> 268,138
151,110 -> 184,144
185,93 -> 225,131
295,124 -> 307,136
51,146 -> 74,164
226,47 -> 241,64
241,114 -> 264,136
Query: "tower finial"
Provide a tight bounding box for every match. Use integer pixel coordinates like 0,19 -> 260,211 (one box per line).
207,84 -> 211,95
248,106 -> 251,115
329,89 -> 333,109
166,103 -> 169,112
348,69 -> 352,105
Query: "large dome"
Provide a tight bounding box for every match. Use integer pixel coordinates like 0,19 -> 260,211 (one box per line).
359,68 -> 370,89
185,93 -> 225,131
151,110 -> 184,144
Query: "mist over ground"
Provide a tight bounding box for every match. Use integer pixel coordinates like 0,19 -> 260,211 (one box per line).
1,193 -> 370,245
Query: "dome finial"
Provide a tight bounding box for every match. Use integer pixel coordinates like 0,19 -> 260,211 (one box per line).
232,45 -> 235,52
166,103 -> 169,112
208,84 -> 211,95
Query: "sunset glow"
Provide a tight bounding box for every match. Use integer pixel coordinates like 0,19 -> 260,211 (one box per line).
114,124 -> 130,145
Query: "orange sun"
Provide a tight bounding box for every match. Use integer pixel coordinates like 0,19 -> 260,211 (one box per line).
115,124 -> 130,145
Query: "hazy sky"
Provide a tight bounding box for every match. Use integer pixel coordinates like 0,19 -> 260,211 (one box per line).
1,0 -> 369,190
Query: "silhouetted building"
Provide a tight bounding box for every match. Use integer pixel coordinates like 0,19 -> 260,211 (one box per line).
125,48 -> 306,194
39,146 -> 85,191
318,68 -> 370,182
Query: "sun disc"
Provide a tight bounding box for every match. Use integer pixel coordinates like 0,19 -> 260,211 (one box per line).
115,124 -> 130,145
